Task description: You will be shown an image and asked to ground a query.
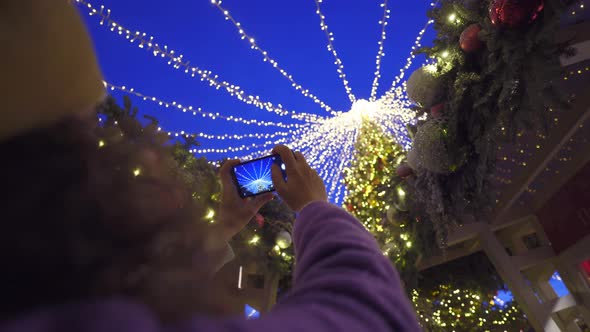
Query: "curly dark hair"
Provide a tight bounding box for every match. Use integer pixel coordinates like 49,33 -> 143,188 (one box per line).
0,111 -> 229,322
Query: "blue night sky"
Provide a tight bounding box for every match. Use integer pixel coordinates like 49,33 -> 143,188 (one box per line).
81,0 -> 435,159
81,0 -> 573,304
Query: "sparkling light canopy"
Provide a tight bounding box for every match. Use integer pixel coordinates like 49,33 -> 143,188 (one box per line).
77,0 -> 435,202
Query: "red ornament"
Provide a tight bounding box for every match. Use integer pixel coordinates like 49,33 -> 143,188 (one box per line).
430,103 -> 445,119
396,164 -> 414,178
255,213 -> 265,227
460,24 -> 483,53
489,0 -> 544,28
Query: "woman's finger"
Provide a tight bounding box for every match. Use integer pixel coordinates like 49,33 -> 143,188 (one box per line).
272,145 -> 297,171
219,159 -> 240,188
271,163 -> 288,195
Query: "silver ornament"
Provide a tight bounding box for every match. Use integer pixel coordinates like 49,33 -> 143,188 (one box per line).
407,119 -> 461,174
275,230 -> 292,249
406,66 -> 445,108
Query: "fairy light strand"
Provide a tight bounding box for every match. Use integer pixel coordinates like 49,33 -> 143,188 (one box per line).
314,0 -> 356,104
387,2 -> 438,94
211,0 -> 339,117
103,81 -> 306,129
191,137 -> 291,155
390,20 -> 433,90
369,0 -> 391,102
75,0 -> 324,124
329,128 -> 357,203
82,0 -> 425,201
102,115 -> 317,167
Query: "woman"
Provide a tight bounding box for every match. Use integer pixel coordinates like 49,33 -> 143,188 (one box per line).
0,1 -> 420,331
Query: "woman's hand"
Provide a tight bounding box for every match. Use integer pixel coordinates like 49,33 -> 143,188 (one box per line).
217,159 -> 273,242
271,145 -> 327,212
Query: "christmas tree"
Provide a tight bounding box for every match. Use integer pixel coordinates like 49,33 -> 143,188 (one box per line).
412,285 -> 531,331
342,118 -> 405,232
342,119 -> 427,286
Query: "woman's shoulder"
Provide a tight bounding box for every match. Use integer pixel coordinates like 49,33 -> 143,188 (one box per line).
0,299 -> 159,332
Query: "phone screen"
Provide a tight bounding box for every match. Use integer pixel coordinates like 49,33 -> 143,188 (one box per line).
232,154 -> 287,198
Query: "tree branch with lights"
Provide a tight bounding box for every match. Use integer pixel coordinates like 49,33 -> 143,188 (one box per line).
401,0 -> 575,248
341,119 -> 533,330
98,95 -> 296,281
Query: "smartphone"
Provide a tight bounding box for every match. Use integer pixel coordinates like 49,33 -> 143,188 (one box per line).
232,154 -> 287,198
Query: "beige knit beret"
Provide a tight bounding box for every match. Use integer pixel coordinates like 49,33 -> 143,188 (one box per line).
0,0 -> 105,141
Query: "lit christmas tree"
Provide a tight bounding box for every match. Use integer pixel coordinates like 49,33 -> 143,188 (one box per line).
342,118 -> 405,233
411,285 -> 531,331
342,119 -> 423,283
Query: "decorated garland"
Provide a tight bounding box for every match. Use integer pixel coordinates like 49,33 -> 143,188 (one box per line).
402,0 -> 575,248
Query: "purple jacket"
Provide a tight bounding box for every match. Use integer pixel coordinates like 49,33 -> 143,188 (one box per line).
0,202 -> 421,331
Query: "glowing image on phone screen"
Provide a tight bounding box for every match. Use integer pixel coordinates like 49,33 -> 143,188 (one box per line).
233,155 -> 285,197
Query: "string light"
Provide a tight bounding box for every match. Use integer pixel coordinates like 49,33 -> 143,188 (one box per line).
370,0 -> 391,102
562,66 -> 590,80
139,123 -> 304,156
330,129 -> 358,203
99,90 -> 314,158
204,208 -> 216,221
191,136 -> 293,155
211,0 -> 339,117
386,2 -> 438,94
313,0 -> 356,104
249,235 -> 261,245
81,1 -> 430,201
568,0 -> 587,16
103,81 -> 306,129
194,130 -> 293,141
75,0 -> 324,123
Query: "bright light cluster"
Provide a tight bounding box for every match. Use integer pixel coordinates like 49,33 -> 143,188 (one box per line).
78,0 -> 431,202
236,98 -> 415,201
388,18 -> 434,92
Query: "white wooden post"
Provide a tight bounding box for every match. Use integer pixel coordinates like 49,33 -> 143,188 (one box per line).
477,226 -> 562,331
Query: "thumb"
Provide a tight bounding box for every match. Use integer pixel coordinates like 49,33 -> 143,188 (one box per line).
271,164 -> 287,196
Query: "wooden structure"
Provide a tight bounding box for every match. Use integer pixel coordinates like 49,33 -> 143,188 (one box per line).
418,12 -> 590,331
